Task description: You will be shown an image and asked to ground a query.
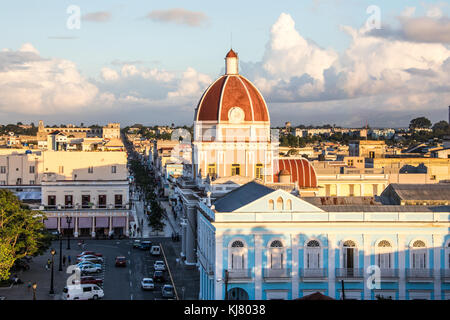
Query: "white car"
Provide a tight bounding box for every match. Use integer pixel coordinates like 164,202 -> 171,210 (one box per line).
153,261 -> 166,271
63,284 -> 104,300
77,255 -> 104,263
78,264 -> 102,274
141,278 -> 154,290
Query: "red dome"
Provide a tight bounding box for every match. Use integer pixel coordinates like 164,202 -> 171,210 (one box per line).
274,159 -> 318,188
194,75 -> 270,123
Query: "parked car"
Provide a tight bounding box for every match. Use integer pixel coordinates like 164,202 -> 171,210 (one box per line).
63,284 -> 104,300
139,241 -> 152,250
150,245 -> 161,256
77,251 -> 103,258
78,265 -> 102,274
115,256 -> 127,267
153,270 -> 165,282
132,240 -> 141,248
141,278 -> 155,290
72,276 -> 103,286
153,260 -> 166,271
161,284 -> 175,298
77,255 -> 104,263
77,261 -> 102,269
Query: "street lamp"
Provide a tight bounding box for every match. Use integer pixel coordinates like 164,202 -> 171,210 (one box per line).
49,249 -> 56,294
58,234 -> 63,271
66,216 -> 72,250
32,282 -> 37,300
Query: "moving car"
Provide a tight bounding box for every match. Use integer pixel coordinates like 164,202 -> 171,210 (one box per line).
139,241 -> 152,250
153,260 -> 166,271
77,251 -> 103,258
72,276 -> 103,285
150,245 -> 161,256
63,284 -> 104,300
115,256 -> 127,267
141,278 -> 155,290
152,270 -> 165,282
161,284 -> 175,299
132,240 -> 141,248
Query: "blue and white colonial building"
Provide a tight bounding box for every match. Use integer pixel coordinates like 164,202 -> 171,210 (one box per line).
196,182 -> 450,300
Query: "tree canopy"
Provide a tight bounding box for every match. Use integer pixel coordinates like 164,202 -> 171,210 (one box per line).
0,190 -> 49,280
409,117 -> 432,129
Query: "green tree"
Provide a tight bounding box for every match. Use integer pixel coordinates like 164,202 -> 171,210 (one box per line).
432,120 -> 450,136
0,190 -> 49,280
409,117 -> 432,130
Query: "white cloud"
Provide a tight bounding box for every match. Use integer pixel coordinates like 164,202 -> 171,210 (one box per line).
146,8 -> 209,27
101,67 -> 119,81
0,44 -> 99,114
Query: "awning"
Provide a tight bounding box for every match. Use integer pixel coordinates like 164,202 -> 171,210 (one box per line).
95,217 -> 109,228
60,218 -> 74,229
44,217 -> 57,229
78,217 -> 92,228
112,217 -> 126,227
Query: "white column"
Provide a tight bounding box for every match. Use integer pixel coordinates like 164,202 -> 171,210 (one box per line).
125,214 -> 129,237
291,234 -> 299,299
363,234 -> 371,300
360,184 -> 365,196
91,217 -> 96,238
398,234 -> 406,300
57,216 -> 61,233
254,234 -> 263,300
108,216 -> 113,235
433,234 -> 442,300
215,235 -> 223,300
328,234 -> 336,299
74,217 -> 79,238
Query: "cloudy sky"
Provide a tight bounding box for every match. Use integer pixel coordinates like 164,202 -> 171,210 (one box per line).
0,0 -> 449,127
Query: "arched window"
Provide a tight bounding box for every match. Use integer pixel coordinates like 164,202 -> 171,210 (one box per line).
268,199 -> 274,210
269,240 -> 284,269
305,240 -> 321,269
376,240 -> 392,269
411,240 -> 427,269
286,199 -> 292,210
276,197 -> 283,210
343,240 -> 357,270
230,240 -> 246,270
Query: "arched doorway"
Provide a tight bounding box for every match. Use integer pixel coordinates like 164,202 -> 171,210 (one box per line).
227,287 -> 249,300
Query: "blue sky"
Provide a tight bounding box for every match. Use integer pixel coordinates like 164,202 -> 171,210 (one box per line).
0,1 -> 449,127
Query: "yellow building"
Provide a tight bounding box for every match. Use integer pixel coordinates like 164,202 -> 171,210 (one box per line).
349,140 -> 386,158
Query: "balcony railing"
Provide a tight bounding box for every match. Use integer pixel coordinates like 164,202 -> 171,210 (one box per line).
226,269 -> 252,280
406,269 -> 433,280
441,269 -> 450,281
42,204 -> 129,211
335,268 -> 364,279
379,268 -> 399,279
263,268 -> 291,280
300,268 -> 328,279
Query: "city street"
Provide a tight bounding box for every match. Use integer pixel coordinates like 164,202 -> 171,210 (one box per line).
1,237 -> 199,300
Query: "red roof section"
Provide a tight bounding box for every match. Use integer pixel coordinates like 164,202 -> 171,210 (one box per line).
195,75 -> 269,122
274,159 -> 318,188
226,49 -> 238,58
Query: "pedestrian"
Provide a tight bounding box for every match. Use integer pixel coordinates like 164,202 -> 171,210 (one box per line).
67,255 -> 71,265
62,255 -> 66,266
27,281 -> 31,292
46,259 -> 51,270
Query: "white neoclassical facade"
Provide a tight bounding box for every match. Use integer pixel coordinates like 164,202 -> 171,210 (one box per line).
196,181 -> 450,300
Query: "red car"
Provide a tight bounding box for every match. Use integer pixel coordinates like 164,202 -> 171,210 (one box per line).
77,251 -> 103,258
72,276 -> 103,286
115,256 -> 127,267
